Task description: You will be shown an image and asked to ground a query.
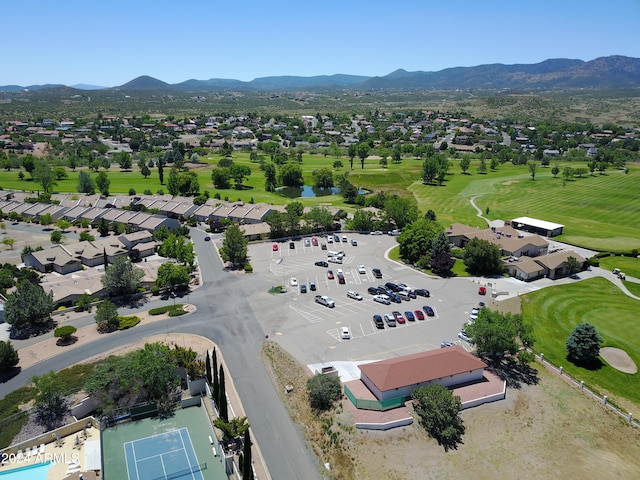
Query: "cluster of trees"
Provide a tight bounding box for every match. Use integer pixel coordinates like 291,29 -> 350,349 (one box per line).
264,202 -> 334,239
411,384 -> 465,451
83,342 -> 181,414
464,309 -> 534,360
0,340 -> 19,373
396,213 -> 455,275
101,256 -> 145,297
212,158 -> 252,190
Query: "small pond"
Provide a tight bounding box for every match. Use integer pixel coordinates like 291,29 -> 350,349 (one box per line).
276,185 -> 367,198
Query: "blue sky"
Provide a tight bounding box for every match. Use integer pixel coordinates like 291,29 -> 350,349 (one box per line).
3,0 -> 639,87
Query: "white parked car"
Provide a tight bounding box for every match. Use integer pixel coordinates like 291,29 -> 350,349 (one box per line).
315,295 -> 335,308
357,264 -> 366,274
458,330 -> 471,342
373,294 -> 391,305
340,326 -> 351,339
290,277 -> 298,287
347,290 -> 363,301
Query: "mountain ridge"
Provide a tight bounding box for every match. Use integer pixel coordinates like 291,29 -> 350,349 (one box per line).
2,56 -> 639,92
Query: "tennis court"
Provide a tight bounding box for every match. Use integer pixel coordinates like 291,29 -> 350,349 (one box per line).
124,428 -> 205,480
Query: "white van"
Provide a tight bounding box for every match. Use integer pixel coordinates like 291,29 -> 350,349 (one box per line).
328,256 -> 343,264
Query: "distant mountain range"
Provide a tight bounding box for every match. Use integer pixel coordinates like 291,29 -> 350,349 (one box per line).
2,56 -> 639,93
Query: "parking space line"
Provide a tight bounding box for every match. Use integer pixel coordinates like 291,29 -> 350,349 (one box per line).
289,304 -> 326,324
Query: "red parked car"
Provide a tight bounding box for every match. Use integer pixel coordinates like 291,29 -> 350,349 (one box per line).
479,286 -> 487,295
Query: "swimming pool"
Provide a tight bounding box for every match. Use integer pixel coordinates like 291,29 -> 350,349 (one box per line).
0,461 -> 52,479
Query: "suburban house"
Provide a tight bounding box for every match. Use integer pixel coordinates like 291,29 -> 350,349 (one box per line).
23,245 -> 83,274
502,256 -> 547,281
40,269 -> 107,305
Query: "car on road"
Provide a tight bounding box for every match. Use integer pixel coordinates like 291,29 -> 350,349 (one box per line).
415,289 -> 430,297
204,236 -> 211,241
383,313 -> 397,327
423,305 -> 435,317
289,241 -> 295,249
441,341 -> 456,348
312,237 -> 318,246
309,281 -> 317,291
370,230 -> 383,235
414,309 -> 425,320
372,268 -> 383,278
327,270 -> 334,279
357,264 -> 366,274
351,239 -> 358,246
392,311 -> 405,324
290,277 -> 298,287
367,286 -> 381,295
340,326 -> 351,340
304,238 -> 311,247
315,260 -> 329,267
272,243 -> 278,250
373,294 -> 391,305
300,284 -> 307,293
315,295 -> 335,308
458,330 -> 471,342
347,290 -> 363,301
404,311 -> 415,322
373,314 -> 384,329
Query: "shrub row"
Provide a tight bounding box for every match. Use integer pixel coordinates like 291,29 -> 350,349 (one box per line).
118,316 -> 141,330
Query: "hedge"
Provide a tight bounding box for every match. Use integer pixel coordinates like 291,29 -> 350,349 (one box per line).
118,316 -> 141,330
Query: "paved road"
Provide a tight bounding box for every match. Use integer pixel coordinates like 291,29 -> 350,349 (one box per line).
0,227 -> 322,480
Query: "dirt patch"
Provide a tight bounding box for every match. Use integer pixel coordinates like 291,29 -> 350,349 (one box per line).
502,180 -> 520,185
600,347 -> 638,374
264,341 -> 640,480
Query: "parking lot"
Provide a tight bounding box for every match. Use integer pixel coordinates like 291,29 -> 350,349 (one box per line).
246,232 -> 487,366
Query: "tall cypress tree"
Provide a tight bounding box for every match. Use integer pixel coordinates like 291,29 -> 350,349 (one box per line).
212,348 -> 219,406
242,429 -> 253,480
218,365 -> 228,422
205,350 -> 212,385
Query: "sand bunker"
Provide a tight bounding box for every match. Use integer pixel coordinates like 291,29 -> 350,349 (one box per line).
600,347 -> 637,374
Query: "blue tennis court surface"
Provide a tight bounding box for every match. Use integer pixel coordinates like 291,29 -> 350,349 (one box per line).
124,428 -> 205,480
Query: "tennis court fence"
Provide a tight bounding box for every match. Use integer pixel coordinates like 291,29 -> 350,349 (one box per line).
150,462 -> 207,480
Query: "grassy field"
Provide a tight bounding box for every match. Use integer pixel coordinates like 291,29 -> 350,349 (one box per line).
3,153 -> 638,252
521,277 -> 640,409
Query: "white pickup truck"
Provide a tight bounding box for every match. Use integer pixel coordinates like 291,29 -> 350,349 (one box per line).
315,295 -> 335,308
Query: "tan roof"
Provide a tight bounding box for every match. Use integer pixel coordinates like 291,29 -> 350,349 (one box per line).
535,250 -> 586,270
504,256 -> 546,274
359,346 -> 486,392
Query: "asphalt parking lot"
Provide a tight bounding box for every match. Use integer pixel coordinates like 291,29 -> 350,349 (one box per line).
247,233 -> 485,366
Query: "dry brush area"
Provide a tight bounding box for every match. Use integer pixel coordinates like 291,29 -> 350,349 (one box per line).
262,340 -> 640,480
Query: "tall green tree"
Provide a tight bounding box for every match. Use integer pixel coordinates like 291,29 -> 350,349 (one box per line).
263,162 -> 277,192
34,162 -> 57,193
156,263 -> 190,292
32,371 -> 68,429
356,143 -> 370,169
430,231 -> 455,274
528,160 -> 538,180
459,157 -> 471,174
383,196 -> 419,230
212,347 -> 219,407
97,217 -> 110,237
212,167 -> 231,189
134,343 -> 180,403
397,218 -> 442,265
218,365 -> 228,422
157,159 -> 165,184
566,323 -> 602,365
422,156 -> 439,184
411,384 -> 465,451
5,281 -> 55,336
94,298 -> 119,331
220,224 -> 248,266
347,144 -> 357,169
278,164 -> 304,187
0,340 -> 19,372
77,170 -> 96,194
101,256 -> 144,297
311,168 -> 334,189
167,168 -> 180,196
242,429 -> 254,480
230,164 -> 251,189
96,171 -> 110,196
463,238 -> 503,276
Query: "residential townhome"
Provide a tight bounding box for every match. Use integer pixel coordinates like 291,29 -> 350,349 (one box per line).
60,205 -> 91,222
192,203 -> 218,223
40,269 -> 106,305
79,207 -> 109,224
137,214 -> 181,232
118,231 -> 153,250
210,202 -> 240,222
533,251 -> 586,280
241,203 -> 274,224
35,203 -> 70,221
99,208 -> 127,224
20,203 -> 51,220
23,245 -> 83,274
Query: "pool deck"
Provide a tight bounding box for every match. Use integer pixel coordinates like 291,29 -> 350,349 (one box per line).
0,425 -> 99,479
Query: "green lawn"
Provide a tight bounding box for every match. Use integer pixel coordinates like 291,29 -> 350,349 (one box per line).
598,256 -> 640,279
522,277 -> 640,407
1,153 -> 639,253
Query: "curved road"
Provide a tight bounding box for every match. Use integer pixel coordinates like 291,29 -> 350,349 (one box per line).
0,228 -> 322,480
